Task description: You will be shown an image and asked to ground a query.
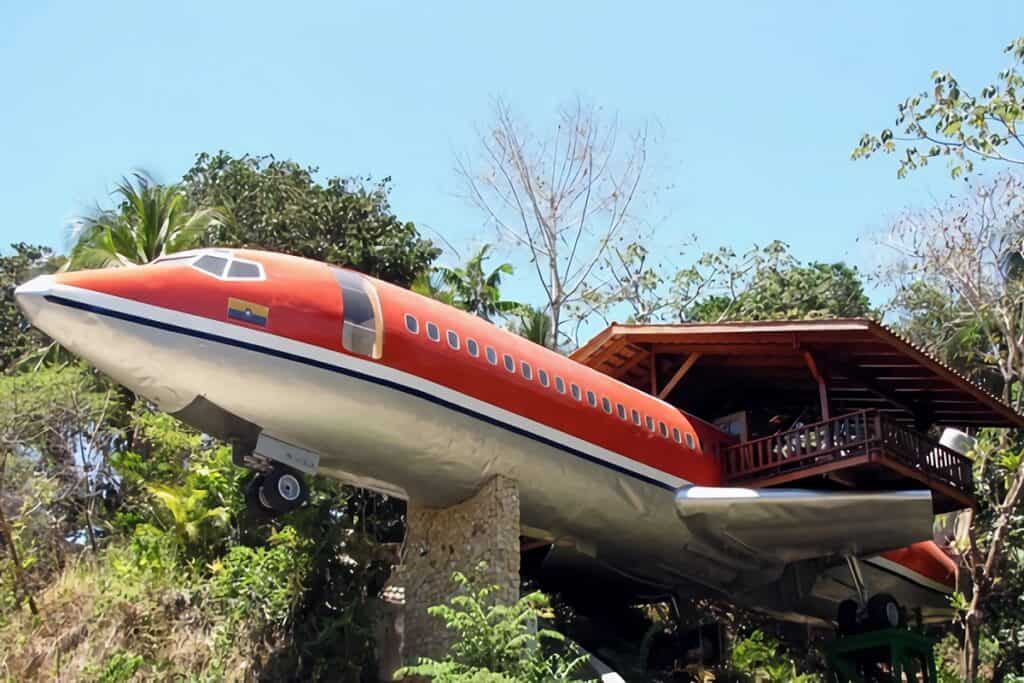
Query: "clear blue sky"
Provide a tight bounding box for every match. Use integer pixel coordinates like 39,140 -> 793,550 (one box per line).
3,1 -> 1022,315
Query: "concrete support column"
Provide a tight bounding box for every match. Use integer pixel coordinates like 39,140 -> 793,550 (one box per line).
388,475 -> 521,668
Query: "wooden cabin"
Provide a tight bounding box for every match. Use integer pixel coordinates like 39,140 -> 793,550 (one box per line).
573,319 -> 1024,513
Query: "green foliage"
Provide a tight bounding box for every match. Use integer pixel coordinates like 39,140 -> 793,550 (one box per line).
585,239 -> 873,325
145,483 -> 230,553
436,245 -> 521,321
0,242 -> 63,371
853,35 -> 1024,178
68,173 -> 222,269
729,630 -> 822,683
690,259 -> 874,322
511,305 -> 554,349
88,650 -> 146,683
183,151 -> 440,287
396,567 -> 593,683
209,525 -> 310,629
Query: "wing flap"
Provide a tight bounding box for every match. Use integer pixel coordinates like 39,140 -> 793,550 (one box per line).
674,486 -> 934,569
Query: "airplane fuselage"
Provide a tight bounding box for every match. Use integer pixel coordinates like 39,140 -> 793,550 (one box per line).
14,248 -> 957,623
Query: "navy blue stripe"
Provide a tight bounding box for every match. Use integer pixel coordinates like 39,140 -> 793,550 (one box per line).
44,293 -> 675,491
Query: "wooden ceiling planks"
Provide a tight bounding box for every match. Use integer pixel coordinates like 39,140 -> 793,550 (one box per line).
572,318 -> 1024,429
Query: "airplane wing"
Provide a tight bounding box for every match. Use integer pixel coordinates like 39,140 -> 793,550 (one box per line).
674,486 -> 934,571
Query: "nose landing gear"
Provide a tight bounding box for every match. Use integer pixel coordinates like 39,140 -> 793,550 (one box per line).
245,465 -> 309,518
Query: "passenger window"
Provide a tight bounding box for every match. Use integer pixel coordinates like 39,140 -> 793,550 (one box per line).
586,390 -> 597,407
685,433 -> 696,449
504,354 -> 515,372
632,409 -> 641,426
617,403 -> 627,420
335,269 -> 383,358
227,260 -> 262,279
571,384 -> 582,401
672,427 -> 682,444
538,369 -> 550,387
601,397 -> 612,414
521,362 -> 533,380
426,322 -> 440,342
659,422 -> 669,438
486,346 -> 498,365
404,314 -> 419,334
646,416 -> 655,432
193,254 -> 228,277
555,377 -> 566,393
447,330 -> 460,350
467,338 -> 479,357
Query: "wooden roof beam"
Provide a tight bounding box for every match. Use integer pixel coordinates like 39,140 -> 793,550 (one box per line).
658,353 -> 703,400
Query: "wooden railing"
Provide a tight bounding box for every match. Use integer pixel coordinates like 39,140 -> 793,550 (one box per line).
722,410 -> 974,498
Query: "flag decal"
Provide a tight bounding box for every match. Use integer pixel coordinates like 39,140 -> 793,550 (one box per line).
227,298 -> 269,327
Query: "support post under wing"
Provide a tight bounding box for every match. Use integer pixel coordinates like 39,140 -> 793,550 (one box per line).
674,486 -> 934,570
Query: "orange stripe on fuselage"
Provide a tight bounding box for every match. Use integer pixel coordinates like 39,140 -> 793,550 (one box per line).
372,279 -> 725,486
881,541 -> 957,589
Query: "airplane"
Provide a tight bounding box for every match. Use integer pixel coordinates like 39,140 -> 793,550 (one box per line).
15,247 -> 959,637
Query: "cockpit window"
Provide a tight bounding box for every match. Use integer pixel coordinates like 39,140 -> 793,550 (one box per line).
334,269 -> 383,359
193,254 -> 229,277
227,260 -> 262,279
188,251 -> 265,281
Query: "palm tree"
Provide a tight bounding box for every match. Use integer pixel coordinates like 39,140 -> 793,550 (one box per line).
67,173 -> 222,269
438,244 -> 520,321
512,305 -> 554,349
411,269 -> 457,306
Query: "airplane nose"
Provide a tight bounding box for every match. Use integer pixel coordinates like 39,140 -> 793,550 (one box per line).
14,274 -> 56,323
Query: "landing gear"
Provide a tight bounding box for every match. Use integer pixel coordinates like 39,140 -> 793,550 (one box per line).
245,465 -> 309,518
867,593 -> 902,629
838,556 -> 904,633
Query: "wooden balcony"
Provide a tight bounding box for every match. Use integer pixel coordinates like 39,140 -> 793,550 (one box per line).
721,410 -> 975,513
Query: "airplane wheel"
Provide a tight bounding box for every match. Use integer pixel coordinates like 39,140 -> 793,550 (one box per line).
837,599 -> 859,634
867,593 -> 902,629
258,467 -> 308,514
245,474 -> 274,520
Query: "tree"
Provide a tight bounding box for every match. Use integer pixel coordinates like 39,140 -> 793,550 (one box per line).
184,152 -> 440,287
457,98 -> 650,348
692,259 -> 874,322
68,174 -> 221,269
853,35 -> 1024,179
883,174 -> 1024,680
581,240 -> 873,326
0,243 -> 62,371
511,305 -> 554,349
437,245 -> 520,321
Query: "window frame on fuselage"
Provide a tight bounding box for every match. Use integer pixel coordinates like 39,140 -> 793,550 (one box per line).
334,268 -> 384,359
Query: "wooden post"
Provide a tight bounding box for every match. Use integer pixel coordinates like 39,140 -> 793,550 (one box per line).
649,351 -> 658,396
803,352 -> 830,421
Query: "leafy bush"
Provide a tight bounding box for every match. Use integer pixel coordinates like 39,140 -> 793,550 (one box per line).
90,650 -> 146,683
209,525 -> 310,629
396,566 -> 593,683
729,630 -> 821,683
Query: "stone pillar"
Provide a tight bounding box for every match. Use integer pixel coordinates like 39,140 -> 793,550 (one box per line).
389,475 -> 520,667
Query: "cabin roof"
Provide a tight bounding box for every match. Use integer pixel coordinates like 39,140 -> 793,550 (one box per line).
571,318 -> 1024,429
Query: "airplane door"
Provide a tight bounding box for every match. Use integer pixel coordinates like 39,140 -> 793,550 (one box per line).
333,269 -> 383,359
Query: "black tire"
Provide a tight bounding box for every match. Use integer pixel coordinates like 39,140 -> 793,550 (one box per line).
259,467 -> 308,514
837,599 -> 859,634
244,473 -> 274,520
867,593 -> 902,629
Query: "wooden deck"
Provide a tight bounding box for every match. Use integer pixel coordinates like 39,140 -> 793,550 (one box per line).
721,410 -> 976,513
